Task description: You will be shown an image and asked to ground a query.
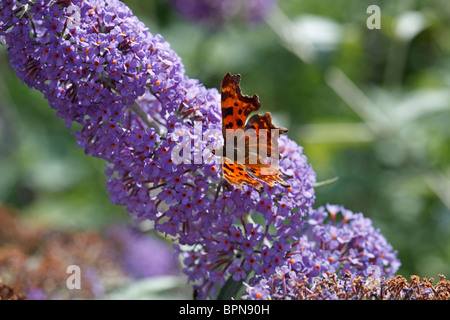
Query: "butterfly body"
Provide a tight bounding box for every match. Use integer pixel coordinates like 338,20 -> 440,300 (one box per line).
218,72 -> 290,191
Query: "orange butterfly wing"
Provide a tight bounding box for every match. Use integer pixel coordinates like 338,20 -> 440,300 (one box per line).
221,72 -> 260,134
220,72 -> 289,190
245,112 -> 290,188
222,158 -> 263,191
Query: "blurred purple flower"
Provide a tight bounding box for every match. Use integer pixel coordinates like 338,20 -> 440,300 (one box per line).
168,0 -> 277,26
109,226 -> 179,278
25,287 -> 47,300
84,268 -> 105,298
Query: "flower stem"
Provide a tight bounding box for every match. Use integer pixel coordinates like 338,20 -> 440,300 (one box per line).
129,102 -> 161,133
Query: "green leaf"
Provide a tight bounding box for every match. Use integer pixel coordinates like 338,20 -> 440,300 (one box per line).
104,276 -> 188,300
313,176 -> 339,188
216,276 -> 244,300
216,271 -> 255,300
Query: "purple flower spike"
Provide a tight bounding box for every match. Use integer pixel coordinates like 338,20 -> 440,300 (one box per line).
0,0 -> 315,299
244,205 -> 401,299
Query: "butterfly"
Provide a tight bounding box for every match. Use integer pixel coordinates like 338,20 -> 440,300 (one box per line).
216,72 -> 290,191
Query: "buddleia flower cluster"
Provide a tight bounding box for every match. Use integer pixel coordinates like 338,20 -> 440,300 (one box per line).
0,0 -> 399,299
243,205 -> 401,299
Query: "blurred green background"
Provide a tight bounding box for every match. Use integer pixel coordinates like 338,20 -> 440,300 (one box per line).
1,0 -> 449,281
